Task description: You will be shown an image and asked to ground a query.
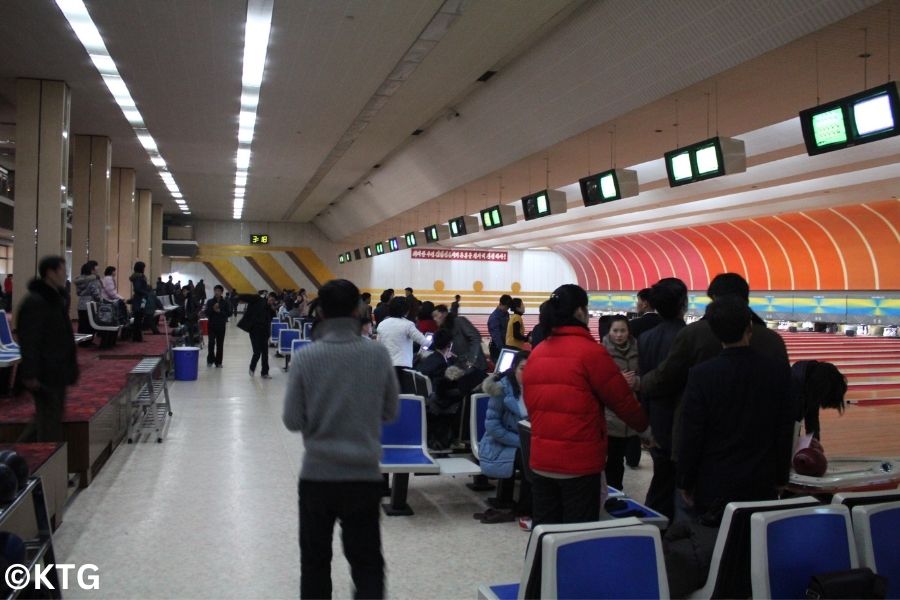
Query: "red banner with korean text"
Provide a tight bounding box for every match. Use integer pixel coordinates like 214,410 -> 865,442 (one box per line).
411,248 -> 508,262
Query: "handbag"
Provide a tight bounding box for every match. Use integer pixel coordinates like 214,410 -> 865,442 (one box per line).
236,312 -> 252,332
805,568 -> 887,599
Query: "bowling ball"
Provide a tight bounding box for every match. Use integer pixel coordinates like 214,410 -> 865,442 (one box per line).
0,465 -> 16,504
1,453 -> 28,490
0,532 -> 25,564
793,447 -> 828,477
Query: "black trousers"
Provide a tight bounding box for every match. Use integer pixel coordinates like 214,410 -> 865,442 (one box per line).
646,448 -> 677,520
625,435 -> 642,467
299,480 -> 384,600
605,436 -> 629,491
531,471 -> 602,526
77,310 -> 93,335
497,450 -> 533,516
249,328 -> 269,375
207,325 -> 225,366
17,385 -> 66,443
132,310 -> 144,341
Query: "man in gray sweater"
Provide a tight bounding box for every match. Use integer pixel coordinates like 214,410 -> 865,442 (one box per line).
283,279 -> 398,599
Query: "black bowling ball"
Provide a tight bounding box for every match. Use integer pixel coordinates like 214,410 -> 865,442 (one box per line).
0,465 -> 17,504
1,453 -> 28,490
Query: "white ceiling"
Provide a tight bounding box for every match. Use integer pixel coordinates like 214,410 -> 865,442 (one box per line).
0,0 -> 889,243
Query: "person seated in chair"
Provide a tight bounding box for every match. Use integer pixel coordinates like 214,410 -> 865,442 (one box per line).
477,350 -> 532,527
418,329 -> 465,451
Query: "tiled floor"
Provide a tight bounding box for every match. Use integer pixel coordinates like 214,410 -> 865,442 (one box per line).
53,325 -> 653,598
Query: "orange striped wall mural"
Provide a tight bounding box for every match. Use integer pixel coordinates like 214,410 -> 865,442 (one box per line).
555,199 -> 900,291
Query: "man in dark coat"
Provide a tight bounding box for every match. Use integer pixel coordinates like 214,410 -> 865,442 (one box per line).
238,292 -> 277,378
628,287 -> 662,339
16,256 -> 79,442
205,285 -> 229,367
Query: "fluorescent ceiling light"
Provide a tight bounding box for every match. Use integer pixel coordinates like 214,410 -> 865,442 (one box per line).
239,111 -> 255,130
238,128 -> 253,143
240,93 -> 259,108
236,148 -> 251,169
137,134 -> 157,151
235,174 -> 248,186
234,189 -> 246,197
56,0 -> 190,215
89,53 -> 116,74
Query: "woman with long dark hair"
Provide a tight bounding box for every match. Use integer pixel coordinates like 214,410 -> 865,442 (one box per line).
523,284 -> 651,525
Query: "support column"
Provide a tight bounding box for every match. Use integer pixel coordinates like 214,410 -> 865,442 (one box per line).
107,169 -> 120,282
150,203 -> 164,282
13,79 -> 70,313
136,189 -> 152,277
71,135 -> 110,315
111,168 -> 136,294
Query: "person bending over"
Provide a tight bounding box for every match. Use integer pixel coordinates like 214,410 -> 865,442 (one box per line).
283,279 -> 398,599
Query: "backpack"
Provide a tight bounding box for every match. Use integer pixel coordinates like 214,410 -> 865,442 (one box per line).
97,302 -> 116,326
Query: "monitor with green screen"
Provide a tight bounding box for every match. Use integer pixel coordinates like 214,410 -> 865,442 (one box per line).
338,254 -> 345,264
425,225 -> 439,242
599,173 -> 618,200
364,246 -> 373,258
405,233 -> 417,248
811,107 -> 848,147
853,93 -> 894,136
375,242 -> 384,255
388,238 -> 399,252
695,144 -> 720,174
670,151 -> 692,181
481,205 -> 504,230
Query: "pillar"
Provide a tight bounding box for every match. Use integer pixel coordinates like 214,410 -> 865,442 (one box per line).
108,168 -> 135,294
136,189 -> 152,277
70,135 -> 110,316
150,203 -> 164,282
13,79 -> 70,313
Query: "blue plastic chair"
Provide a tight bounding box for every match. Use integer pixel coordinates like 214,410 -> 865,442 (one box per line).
852,501 -> 900,599
278,328 -> 300,354
541,524 -> 668,599
750,504 -> 857,599
379,395 -> 439,516
270,321 -> 287,345
291,339 -> 312,354
0,310 -> 19,351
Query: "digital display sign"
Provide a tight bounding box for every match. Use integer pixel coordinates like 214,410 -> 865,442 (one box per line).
250,234 -> 269,245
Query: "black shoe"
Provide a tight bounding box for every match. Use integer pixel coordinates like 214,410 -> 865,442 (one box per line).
260,373 -> 271,379
473,508 -> 502,520
480,510 -> 515,524
215,364 -> 223,368
486,497 -> 515,510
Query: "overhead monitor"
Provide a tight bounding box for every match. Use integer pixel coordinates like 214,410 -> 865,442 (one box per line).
800,82 -> 900,155
388,237 -> 400,252
448,215 -> 480,237
375,242 -> 385,255
522,189 -> 567,220
338,254 -> 345,264
424,223 -> 450,243
354,249 -> 362,260
664,136 -> 746,187
364,246 -> 373,258
579,168 -> 640,206
494,348 -> 517,373
404,231 -> 424,249
479,204 -> 516,230
345,251 -> 352,262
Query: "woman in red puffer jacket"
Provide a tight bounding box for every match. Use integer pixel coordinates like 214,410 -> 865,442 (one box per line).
523,284 -> 652,525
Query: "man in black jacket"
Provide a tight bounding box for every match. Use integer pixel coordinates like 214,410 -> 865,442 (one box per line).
677,296 -> 794,515
628,288 -> 662,339
239,292 -> 276,378
637,278 -> 688,519
17,256 -> 79,442
205,285 -> 229,367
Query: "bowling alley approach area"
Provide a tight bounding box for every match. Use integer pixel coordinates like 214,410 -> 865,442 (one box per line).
2,0 -> 900,598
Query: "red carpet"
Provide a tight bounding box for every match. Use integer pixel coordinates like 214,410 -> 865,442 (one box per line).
0,442 -> 63,472
0,353 -> 140,424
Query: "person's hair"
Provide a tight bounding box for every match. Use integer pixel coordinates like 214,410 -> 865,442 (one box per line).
650,278 -> 689,320
299,288 -> 306,295
707,273 -> 750,301
807,361 -> 848,414
539,284 -> 588,333
38,256 -> 65,279
418,301 -> 435,320
706,295 -> 752,344
503,350 -> 531,397
284,299 -> 295,311
268,291 -> 278,299
379,289 -> 393,304
133,261 -> 146,274
607,314 -> 630,334
431,328 -> 453,351
214,284 -> 223,292
360,316 -> 372,327
510,298 -> 524,312
404,287 -> 413,294
388,296 -> 408,318
499,294 -> 512,307
598,314 -> 614,338
104,266 -> 116,276
361,292 -> 371,302
317,279 -> 360,319
637,288 -> 652,303
454,294 -> 461,301
79,262 -> 93,276
433,304 -> 449,315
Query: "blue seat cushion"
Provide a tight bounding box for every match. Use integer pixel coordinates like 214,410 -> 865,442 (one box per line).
381,447 -> 434,466
488,583 -> 518,600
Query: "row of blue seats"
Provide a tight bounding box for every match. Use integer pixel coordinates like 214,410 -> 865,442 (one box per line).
479,490 -> 900,599
0,310 -> 21,366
